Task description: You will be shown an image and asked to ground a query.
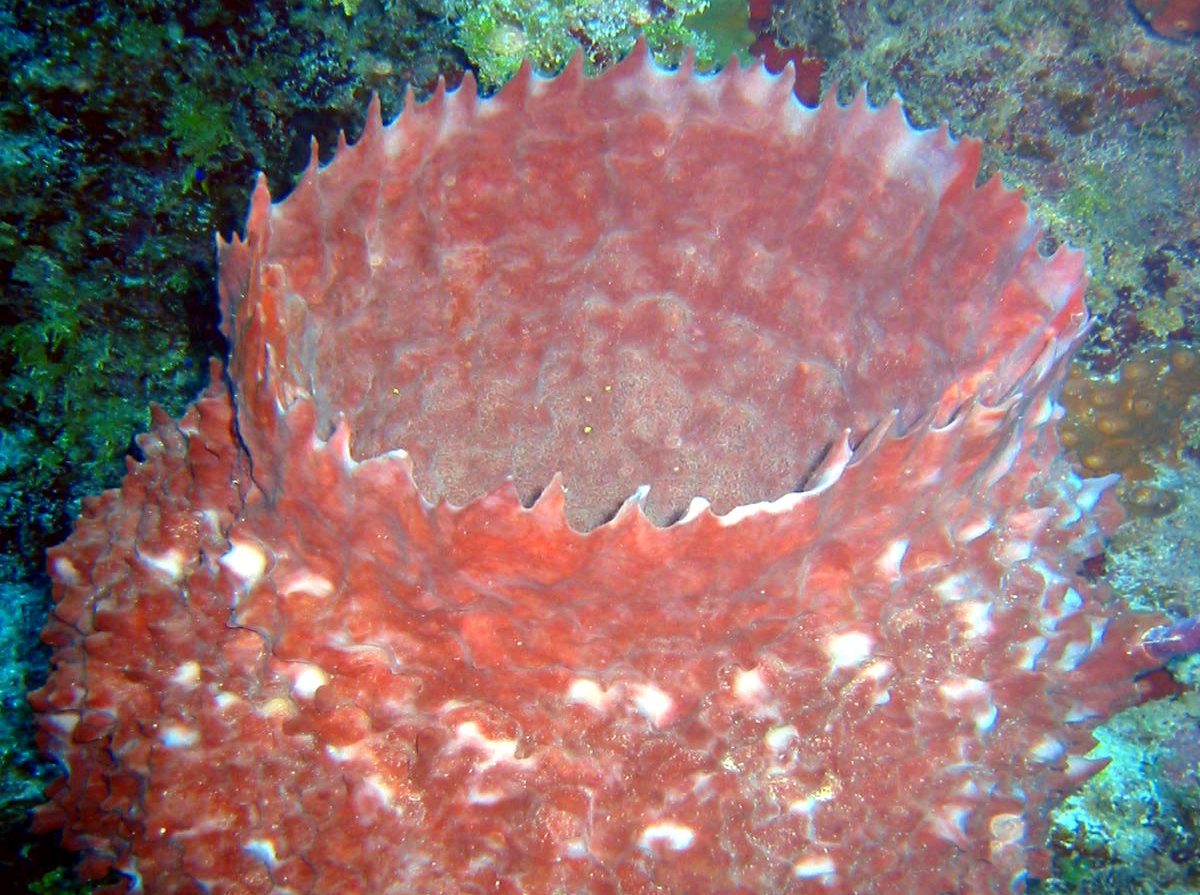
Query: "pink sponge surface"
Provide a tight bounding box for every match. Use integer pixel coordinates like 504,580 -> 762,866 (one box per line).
222,43 -> 1087,530
33,41 -> 1168,895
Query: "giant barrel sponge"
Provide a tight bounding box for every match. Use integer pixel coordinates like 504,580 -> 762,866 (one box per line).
30,40 -> 1192,895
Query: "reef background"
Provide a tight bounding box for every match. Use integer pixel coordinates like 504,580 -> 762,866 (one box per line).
0,1 -> 1197,892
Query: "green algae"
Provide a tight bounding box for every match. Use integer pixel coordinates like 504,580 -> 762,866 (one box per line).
445,0 -> 753,90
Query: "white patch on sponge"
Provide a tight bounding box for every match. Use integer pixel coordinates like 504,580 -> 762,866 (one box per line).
220,540 -> 268,583
631,683 -> 675,728
826,631 -> 873,670
638,821 -> 694,852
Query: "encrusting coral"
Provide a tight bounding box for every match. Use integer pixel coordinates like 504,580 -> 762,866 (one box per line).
30,40 -> 1197,895
1059,344 -> 1200,517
